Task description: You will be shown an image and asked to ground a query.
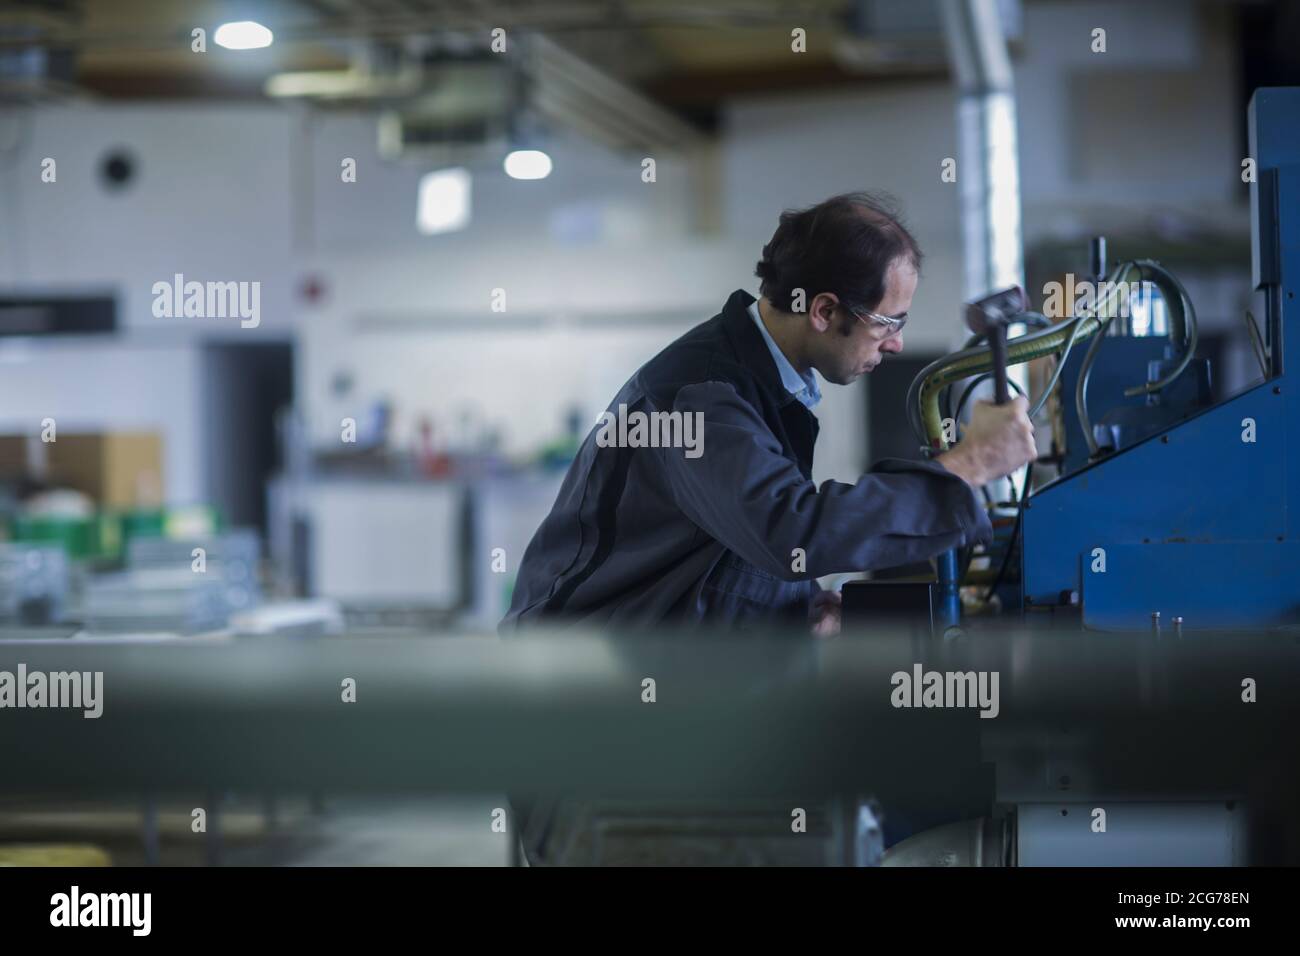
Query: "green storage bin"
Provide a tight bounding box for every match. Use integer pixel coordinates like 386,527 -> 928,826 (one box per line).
10,515 -> 94,559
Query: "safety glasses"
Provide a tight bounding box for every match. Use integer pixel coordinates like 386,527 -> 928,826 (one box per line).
851,307 -> 907,337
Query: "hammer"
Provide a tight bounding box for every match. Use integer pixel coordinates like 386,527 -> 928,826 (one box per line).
964,286 -> 1028,405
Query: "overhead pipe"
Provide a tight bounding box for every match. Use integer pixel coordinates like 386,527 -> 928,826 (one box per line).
936,0 -> 1026,634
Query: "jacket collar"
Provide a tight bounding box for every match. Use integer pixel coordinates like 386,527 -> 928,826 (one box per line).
719,289 -> 800,407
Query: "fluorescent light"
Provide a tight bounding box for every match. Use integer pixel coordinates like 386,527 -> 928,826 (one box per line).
504,149 -> 552,180
214,21 -> 274,50
266,71 -> 367,98
417,168 -> 471,235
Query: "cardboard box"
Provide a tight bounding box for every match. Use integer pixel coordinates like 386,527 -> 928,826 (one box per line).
50,433 -> 164,509
0,432 -> 164,509
0,436 -> 28,480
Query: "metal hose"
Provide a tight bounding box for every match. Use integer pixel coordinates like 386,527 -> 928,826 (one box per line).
907,262 -> 1161,451
1075,260 -> 1198,458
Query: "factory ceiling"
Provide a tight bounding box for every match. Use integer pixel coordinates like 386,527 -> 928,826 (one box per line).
0,0 -> 962,125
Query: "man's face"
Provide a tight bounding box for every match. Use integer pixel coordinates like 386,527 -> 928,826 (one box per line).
807,257 -> 917,386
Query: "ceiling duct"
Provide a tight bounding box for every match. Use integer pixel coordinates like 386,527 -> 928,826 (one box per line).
376,55 -> 515,166
835,0 -> 1020,75
0,31 -> 80,101
268,32 -> 704,164
941,0 -> 1024,298
520,34 -> 704,154
265,38 -> 423,102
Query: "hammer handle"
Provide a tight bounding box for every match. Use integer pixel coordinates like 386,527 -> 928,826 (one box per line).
987,326 -> 1011,405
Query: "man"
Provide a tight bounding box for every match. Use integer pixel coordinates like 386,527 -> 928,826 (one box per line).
501,192 -> 1036,635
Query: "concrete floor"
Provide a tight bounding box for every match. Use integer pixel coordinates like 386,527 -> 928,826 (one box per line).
279,797 -> 513,866
0,795 -> 515,866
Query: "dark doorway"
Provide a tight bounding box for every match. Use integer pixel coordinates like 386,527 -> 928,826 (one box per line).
199,342 -> 294,536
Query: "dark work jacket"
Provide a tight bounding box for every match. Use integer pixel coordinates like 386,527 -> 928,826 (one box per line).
499,289 -> 993,633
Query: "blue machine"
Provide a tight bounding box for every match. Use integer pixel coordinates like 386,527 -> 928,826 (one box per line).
1054,324 -> 1213,477
1020,88 -> 1300,632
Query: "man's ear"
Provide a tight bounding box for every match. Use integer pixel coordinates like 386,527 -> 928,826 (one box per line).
808,292 -> 838,332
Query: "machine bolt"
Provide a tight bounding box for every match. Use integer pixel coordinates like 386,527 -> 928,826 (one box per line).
1150,611 -> 1161,637
1173,616 -> 1184,638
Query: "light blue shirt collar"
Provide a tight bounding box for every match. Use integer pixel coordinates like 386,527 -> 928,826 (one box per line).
748,300 -> 822,409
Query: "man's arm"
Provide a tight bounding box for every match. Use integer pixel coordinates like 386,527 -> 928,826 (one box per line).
659,381 -> 992,581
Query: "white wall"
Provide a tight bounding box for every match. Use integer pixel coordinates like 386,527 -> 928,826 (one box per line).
302,111 -> 695,253
0,105 -> 297,335
297,238 -> 754,455
0,337 -> 203,504
723,81 -> 966,353
0,105 -> 296,505
1014,0 -> 1244,237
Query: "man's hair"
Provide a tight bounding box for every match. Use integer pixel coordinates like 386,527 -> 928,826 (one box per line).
755,191 -> 923,316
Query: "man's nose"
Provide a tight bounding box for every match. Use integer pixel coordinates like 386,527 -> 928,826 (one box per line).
882,333 -> 904,354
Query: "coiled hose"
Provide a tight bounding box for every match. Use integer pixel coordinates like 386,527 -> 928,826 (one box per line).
907,260 -> 1196,452
1075,260 -> 1197,458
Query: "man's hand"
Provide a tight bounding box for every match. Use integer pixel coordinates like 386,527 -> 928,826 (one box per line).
935,396 -> 1037,488
809,588 -> 842,637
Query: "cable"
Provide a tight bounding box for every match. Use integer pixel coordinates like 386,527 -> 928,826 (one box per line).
949,319 -> 1076,433
1027,310 -> 1089,419
1070,261 -> 1136,459
971,312 -> 1085,425
1076,260 -> 1198,457
1074,311 -> 1117,458
984,462 -> 1033,605
906,324 -> 1058,446
907,260 -> 1196,458
952,373 -> 1027,428
942,380 -> 957,428
1244,309 -> 1268,377
1121,263 -> 1198,398
906,307 -> 1112,450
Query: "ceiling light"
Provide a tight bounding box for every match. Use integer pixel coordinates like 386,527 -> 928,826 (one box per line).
504,149 -> 552,180
418,168 -> 471,235
214,21 -> 274,50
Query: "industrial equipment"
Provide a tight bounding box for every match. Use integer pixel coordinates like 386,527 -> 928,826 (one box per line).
897,87 -> 1300,635
80,529 -> 261,634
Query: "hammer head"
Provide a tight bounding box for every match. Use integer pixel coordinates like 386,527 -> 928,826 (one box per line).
965,285 -> 1028,335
